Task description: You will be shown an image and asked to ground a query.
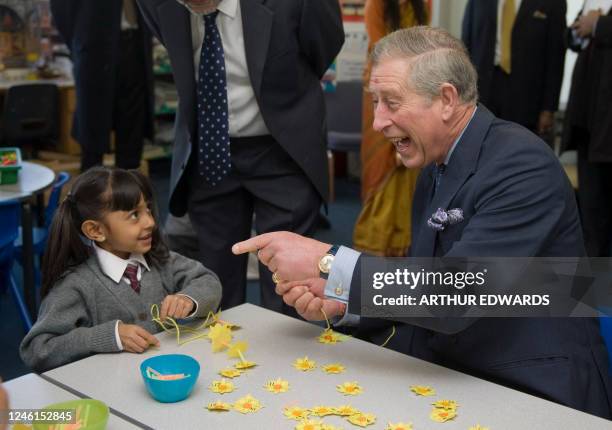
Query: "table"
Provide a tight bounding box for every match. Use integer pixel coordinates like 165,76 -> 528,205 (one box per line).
3,373 -> 142,429
42,304 -> 612,430
0,161 -> 56,319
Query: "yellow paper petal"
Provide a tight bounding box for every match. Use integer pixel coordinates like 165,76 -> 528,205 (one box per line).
334,404 -> 360,416
234,360 -> 257,369
322,363 -> 346,374
410,385 -> 435,396
227,341 -> 249,358
264,378 -> 290,393
385,423 -> 413,430
209,378 -> 235,394
468,426 -> 490,430
295,420 -> 324,430
337,381 -> 363,396
234,394 -> 263,414
432,399 -> 459,411
347,413 -> 376,427
219,368 -> 242,378
317,329 -> 346,344
293,356 -> 316,371
284,406 -> 311,421
429,408 -> 457,423
208,323 -> 233,352
310,405 -> 335,417
206,401 -> 232,411
210,310 -> 241,329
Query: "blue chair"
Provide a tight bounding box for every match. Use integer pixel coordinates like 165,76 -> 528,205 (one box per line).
0,200 -> 33,331
15,171 -> 70,288
599,313 -> 612,373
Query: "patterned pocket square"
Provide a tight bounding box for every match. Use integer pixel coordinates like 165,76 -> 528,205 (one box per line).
427,208 -> 464,231
533,10 -> 547,19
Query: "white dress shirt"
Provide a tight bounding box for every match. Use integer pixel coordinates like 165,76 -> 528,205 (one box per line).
187,0 -> 269,137
495,0 -> 523,66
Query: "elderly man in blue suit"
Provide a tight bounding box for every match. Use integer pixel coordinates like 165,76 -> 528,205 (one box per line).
233,27 -> 612,419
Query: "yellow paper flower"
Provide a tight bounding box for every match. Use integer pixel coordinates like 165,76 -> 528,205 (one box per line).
227,341 -> 249,359
432,399 -> 459,411
468,426 -> 490,430
347,413 -> 376,427
284,406 -> 311,421
209,378 -> 235,394
429,408 -> 457,423
234,360 -> 257,370
264,378 -> 289,393
322,363 -> 346,374
219,368 -> 242,378
410,385 -> 435,396
206,401 -> 232,411
337,381 -> 363,396
317,329 -> 345,344
334,404 -> 360,416
208,323 -> 233,352
293,356 -> 316,371
233,394 -> 263,414
385,423 -> 413,430
295,419 -> 324,430
310,405 -> 335,417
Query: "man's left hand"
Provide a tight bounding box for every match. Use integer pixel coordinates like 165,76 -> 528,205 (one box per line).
573,9 -> 601,38
537,110 -> 554,135
276,278 -> 345,321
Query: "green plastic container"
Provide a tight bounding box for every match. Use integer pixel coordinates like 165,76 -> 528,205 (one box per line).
0,147 -> 22,185
32,399 -> 109,430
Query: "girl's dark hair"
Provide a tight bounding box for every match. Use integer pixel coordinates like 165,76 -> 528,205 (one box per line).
384,0 -> 427,32
41,166 -> 169,297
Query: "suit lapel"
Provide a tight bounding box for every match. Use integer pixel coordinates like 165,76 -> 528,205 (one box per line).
157,0 -> 196,134
240,0 -> 273,101
412,105 -> 495,257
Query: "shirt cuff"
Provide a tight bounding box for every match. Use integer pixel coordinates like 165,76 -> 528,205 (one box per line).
176,294 -> 199,318
115,320 -> 124,350
324,246 -> 361,326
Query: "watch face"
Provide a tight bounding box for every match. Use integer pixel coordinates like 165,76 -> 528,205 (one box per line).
319,254 -> 334,273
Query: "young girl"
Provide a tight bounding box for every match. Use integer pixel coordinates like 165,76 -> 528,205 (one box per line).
20,167 -> 222,371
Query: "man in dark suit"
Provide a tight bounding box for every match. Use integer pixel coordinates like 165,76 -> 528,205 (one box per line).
562,6 -> 612,257
50,0 -> 154,171
462,0 -> 566,136
135,0 -> 344,314
233,27 -> 612,419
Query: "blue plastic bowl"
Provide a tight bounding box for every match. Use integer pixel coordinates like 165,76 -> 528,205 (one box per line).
140,354 -> 200,403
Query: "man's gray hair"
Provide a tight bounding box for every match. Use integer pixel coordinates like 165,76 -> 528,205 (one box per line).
371,26 -> 478,104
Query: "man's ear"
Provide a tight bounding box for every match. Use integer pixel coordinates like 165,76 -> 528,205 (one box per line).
81,220 -> 106,242
439,83 -> 460,121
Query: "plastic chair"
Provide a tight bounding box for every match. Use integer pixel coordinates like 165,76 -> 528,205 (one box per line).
324,81 -> 363,202
15,171 -> 71,288
0,200 -> 33,331
1,83 -> 60,157
599,313 -> 612,373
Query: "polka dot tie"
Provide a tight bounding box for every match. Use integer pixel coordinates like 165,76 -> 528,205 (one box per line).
197,11 -> 230,186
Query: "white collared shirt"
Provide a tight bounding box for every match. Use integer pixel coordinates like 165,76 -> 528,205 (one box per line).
495,0 -> 523,66
184,0 -> 269,137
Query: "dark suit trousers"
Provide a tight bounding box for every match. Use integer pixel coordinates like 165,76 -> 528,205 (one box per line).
80,30 -> 146,171
489,67 -> 536,132
187,135 -> 320,314
576,129 -> 612,257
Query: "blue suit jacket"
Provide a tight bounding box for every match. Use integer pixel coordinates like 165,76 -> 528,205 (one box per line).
348,106 -> 612,418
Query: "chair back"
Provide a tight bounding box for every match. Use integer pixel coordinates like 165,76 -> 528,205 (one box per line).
44,171 -> 71,228
0,199 -> 20,251
324,81 -> 363,152
2,83 -> 60,144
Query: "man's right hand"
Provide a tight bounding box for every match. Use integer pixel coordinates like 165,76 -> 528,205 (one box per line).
276,278 -> 345,321
118,322 -> 160,353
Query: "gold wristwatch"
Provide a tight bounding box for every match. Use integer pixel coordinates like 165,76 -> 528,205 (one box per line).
318,245 -> 339,279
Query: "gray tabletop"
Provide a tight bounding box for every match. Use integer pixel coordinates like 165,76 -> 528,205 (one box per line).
0,161 -> 55,202
44,304 -> 612,430
3,373 -> 141,429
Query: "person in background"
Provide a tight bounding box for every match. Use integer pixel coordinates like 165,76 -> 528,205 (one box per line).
20,167 -> 221,372
49,0 -> 154,171
135,0 -> 344,315
462,0 -> 566,139
353,0 -> 428,257
562,4 -> 612,257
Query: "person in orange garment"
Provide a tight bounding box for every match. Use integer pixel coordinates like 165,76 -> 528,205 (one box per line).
353,0 -> 428,257
0,379 -> 8,430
